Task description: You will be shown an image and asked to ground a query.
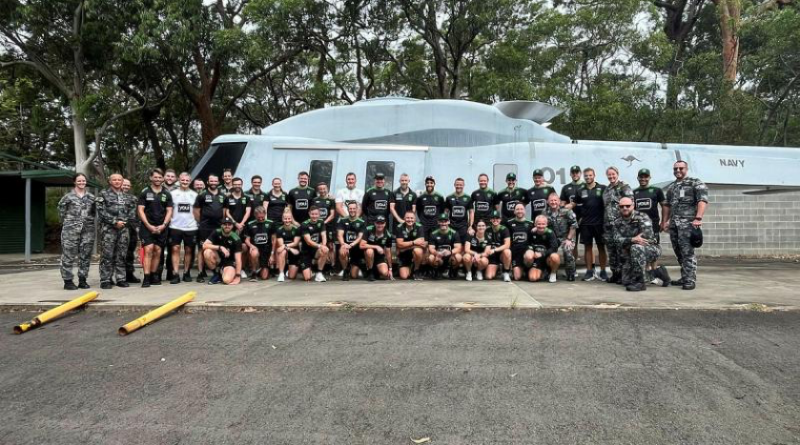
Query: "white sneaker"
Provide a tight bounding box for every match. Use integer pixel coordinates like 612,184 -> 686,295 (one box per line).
503,272 -> 511,282
548,273 -> 557,283
476,270 -> 484,281
466,271 -> 473,281
277,272 -> 285,282
315,272 -> 327,282
240,270 -> 248,279
358,270 -> 363,278
337,270 -> 344,277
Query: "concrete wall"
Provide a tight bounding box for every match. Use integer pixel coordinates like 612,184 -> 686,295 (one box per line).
667,186 -> 800,257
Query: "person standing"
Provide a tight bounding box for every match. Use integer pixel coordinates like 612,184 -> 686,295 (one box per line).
137,168 -> 174,287
633,168 -> 671,286
287,171 -> 316,225
560,165 -> 584,262
390,173 -> 416,226
97,173 -> 137,289
495,173 -> 529,224
602,166 -> 634,284
169,172 -> 199,284
121,178 -> 141,283
335,172 -> 364,218
163,169 -> 178,192
192,178 -> 206,193
265,177 -> 289,223
312,182 -> 337,272
527,169 -> 556,219
193,174 -> 225,282
445,178 -> 472,243
469,173 -> 496,232
362,172 -> 394,226
416,176 -> 445,235
662,160 -> 708,290
219,168 -> 234,195
58,173 -> 96,290
573,168 -> 608,281
247,175 -> 267,210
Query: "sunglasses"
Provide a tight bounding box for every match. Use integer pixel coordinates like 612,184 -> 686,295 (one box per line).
673,167 -> 686,171
619,204 -> 633,208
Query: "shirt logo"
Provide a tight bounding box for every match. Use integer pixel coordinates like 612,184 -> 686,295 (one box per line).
319,208 -> 328,218
636,198 -> 652,210
296,199 -> 309,210
178,203 -> 191,213
436,244 -> 452,252
532,199 -> 546,212
476,202 -> 490,212
452,206 -> 466,218
581,190 -> 589,198
506,201 -> 518,212
513,232 -> 527,243
309,233 -> 320,243
375,200 -> 388,210
146,193 -> 154,201
254,233 -> 269,245
424,205 -> 437,216
346,232 -> 358,242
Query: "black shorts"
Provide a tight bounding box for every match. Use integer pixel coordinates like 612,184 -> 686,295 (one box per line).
488,251 -> 503,265
198,225 -> 217,244
580,224 -> 605,246
397,249 -> 414,268
287,251 -> 301,268
531,256 -> 548,271
511,248 -> 530,269
367,249 -> 389,266
253,246 -> 272,267
300,247 -> 319,270
346,247 -> 364,266
169,229 -> 197,248
140,224 -> 168,247
453,226 -> 469,243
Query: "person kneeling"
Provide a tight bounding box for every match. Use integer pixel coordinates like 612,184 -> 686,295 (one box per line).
527,215 -> 561,283
427,214 -> 462,280
360,216 -> 394,281
201,217 -> 242,285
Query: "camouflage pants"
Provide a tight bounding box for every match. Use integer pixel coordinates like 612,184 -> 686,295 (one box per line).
125,225 -> 138,274
60,223 -> 96,281
604,225 -> 622,272
621,244 -> 661,284
559,241 -> 576,275
100,225 -> 130,284
669,219 -> 697,284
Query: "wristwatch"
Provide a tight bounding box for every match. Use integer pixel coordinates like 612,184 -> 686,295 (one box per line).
694,217 -> 702,221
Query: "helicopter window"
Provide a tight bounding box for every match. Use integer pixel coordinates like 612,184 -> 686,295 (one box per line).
365,161 -> 395,190
193,142 -> 247,181
309,160 -> 333,189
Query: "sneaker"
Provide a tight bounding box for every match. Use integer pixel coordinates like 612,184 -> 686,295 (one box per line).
141,276 -> 151,288
151,275 -> 162,286
466,271 -> 473,281
413,270 -> 424,281
208,274 -> 222,285
170,275 -> 181,284
100,282 -> 113,290
277,272 -> 285,283
240,270 -> 248,279
249,272 -> 259,282
657,266 -> 671,287
315,272 -> 327,282
337,270 -> 344,277
598,270 -> 608,282
503,272 -> 511,282
476,270 -> 483,281
182,272 -> 192,282
548,273 -> 557,283
582,269 -> 596,281
196,271 -> 207,283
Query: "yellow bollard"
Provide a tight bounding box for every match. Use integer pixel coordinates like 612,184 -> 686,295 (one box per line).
14,291 -> 99,334
118,291 -> 195,336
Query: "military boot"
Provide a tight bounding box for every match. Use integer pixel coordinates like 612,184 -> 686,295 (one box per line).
625,280 -> 646,292
656,266 -> 671,287
126,271 -> 141,284
64,280 -> 78,291
78,278 -> 90,289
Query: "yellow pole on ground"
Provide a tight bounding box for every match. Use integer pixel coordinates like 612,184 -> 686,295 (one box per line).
13,291 -> 99,334
118,291 -> 196,336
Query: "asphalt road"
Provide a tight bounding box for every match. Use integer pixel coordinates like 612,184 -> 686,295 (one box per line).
2,310 -> 799,445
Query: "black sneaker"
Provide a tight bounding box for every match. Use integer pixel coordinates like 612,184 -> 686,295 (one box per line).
582,269 -> 595,281
100,282 -> 113,290
116,281 -> 130,288
657,266 -> 671,287
670,278 -> 685,286
208,274 -> 222,285
196,271 -> 207,283
126,273 -> 141,284
151,275 -> 162,286
141,276 -> 151,288
342,272 -> 350,281
368,269 -> 376,282
249,272 -> 259,282
170,275 -> 181,284
626,282 -> 646,292
182,272 -> 192,282
682,282 -> 696,290
78,279 -> 90,289
566,272 -> 575,282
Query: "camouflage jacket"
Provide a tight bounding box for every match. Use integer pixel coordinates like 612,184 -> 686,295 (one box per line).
97,188 -> 137,227
58,190 -> 97,228
613,210 -> 656,247
665,177 -> 709,220
603,181 -> 634,226
545,207 -> 578,241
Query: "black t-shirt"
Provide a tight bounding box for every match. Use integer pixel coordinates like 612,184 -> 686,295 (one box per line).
393,188 -> 417,220
207,229 -> 242,265
560,181 -> 584,219
224,194 -> 252,224
245,219 -> 276,251
529,228 -> 558,256
416,192 -> 445,227
445,193 -> 472,230
138,186 -> 173,225
395,222 -> 425,243
428,228 -> 461,252
288,187 -> 317,223
470,188 -> 497,222
247,189 -> 268,211
507,218 -> 534,251
337,217 -> 367,244
528,185 -> 556,219
275,225 -> 299,247
489,224 -> 510,248
574,183 -> 607,226
634,186 -> 666,226
266,191 -> 288,222
312,196 -> 336,222
467,234 -> 492,253
193,189 -> 226,229
362,187 -> 394,221
299,219 -> 326,250
363,225 -> 394,249
495,187 -> 529,221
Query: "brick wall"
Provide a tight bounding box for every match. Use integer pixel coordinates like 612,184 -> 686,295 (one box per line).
664,186 -> 800,257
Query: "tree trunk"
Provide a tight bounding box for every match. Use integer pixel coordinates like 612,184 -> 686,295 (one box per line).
196,98 -> 220,152
714,0 -> 740,85
666,42 -> 685,109
72,108 -> 90,174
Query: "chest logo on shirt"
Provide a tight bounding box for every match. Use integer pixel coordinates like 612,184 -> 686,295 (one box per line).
476,202 -> 490,212
452,206 -> 466,218
296,199 -> 308,210
375,200 -> 388,210
319,208 -> 328,218
513,232 -> 528,243
532,199 -> 546,212
424,205 -> 437,216
228,199 -> 237,206
506,201 -> 518,212
254,233 -> 269,245
161,194 -> 167,202
636,198 -> 652,210
146,193 -> 154,201
178,203 -> 191,213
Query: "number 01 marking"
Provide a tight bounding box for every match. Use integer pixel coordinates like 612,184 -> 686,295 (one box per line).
541,167 -> 566,185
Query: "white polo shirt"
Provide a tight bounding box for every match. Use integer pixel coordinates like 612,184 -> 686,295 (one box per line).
335,187 -> 365,211
170,188 -> 199,231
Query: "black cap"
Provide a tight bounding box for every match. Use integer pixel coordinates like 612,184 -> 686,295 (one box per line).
532,169 -> 544,177
221,217 -> 235,225
438,213 -> 449,221
570,165 -> 581,173
638,168 -> 651,177
425,176 -> 436,183
690,226 -> 703,248
374,172 -> 385,180
506,172 -> 517,181
375,215 -> 386,223
490,210 -> 501,219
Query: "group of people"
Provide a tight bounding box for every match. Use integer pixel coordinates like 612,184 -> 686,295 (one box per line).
58,160 -> 708,291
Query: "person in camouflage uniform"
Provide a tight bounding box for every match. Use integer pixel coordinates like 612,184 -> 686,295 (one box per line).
662,160 -> 709,290
602,166 -> 634,284
58,173 -> 96,290
121,179 -> 140,283
544,192 -> 578,281
613,197 -> 661,291
97,174 -> 137,289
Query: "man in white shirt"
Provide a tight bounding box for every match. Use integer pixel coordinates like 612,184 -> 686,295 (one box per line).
169,172 -> 199,284
335,172 -> 365,218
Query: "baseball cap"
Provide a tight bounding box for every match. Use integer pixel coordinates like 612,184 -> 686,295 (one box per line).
638,168 -> 651,177
438,213 -> 449,221
690,226 -> 703,248
532,169 -> 544,177
490,210 -> 501,219
506,172 -> 517,181
425,176 -> 436,183
570,165 -> 581,173
221,217 -> 235,225
375,215 -> 386,223
374,172 -> 385,180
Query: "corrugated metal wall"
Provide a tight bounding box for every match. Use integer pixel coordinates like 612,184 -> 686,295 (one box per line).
0,177 -> 45,254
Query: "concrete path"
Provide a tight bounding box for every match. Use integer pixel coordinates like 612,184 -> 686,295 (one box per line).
1,262 -> 798,311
